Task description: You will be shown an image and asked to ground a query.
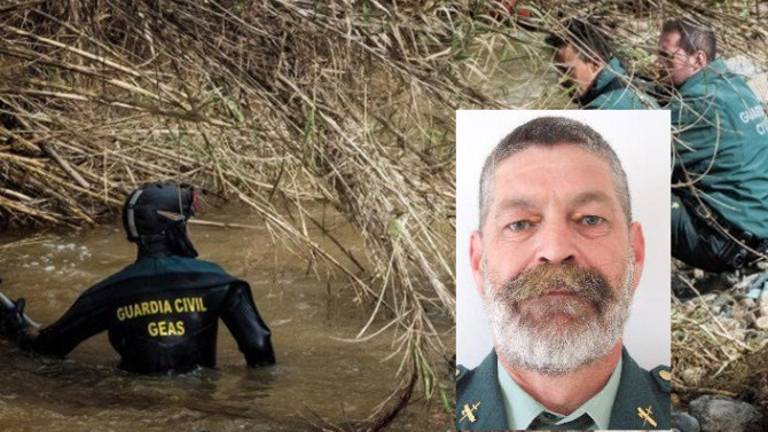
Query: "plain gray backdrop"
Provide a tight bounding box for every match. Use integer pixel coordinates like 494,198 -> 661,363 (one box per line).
456,110 -> 671,370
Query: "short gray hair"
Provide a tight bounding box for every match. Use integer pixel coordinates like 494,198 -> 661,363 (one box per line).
661,19 -> 716,63
478,116 -> 632,229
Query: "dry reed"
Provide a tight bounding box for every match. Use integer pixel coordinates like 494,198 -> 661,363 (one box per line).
0,1 -> 517,429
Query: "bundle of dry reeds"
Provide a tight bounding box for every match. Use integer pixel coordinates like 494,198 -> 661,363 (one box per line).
519,0 -> 768,67
4,0 -> 767,428
671,279 -> 768,411
0,1 -> 525,429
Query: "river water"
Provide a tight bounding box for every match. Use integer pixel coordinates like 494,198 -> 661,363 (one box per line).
0,203 -> 452,431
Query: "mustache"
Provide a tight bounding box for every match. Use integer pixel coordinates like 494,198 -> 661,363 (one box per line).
496,263 -> 614,310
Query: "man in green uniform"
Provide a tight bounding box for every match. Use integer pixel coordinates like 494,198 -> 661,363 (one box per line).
660,19 -> 768,272
546,19 -> 658,110
456,117 -> 670,430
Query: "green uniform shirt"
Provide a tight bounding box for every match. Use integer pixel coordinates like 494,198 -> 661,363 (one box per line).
580,57 -> 659,110
497,357 -> 622,429
670,58 -> 768,238
456,347 -> 671,430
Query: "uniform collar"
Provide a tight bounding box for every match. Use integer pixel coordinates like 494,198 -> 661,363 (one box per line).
456,347 -> 669,430
594,57 -> 625,92
455,350 -> 507,429
609,347 -> 669,429
496,355 -> 622,430
578,57 -> 625,106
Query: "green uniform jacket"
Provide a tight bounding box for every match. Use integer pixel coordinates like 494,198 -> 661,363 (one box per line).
455,348 -> 671,430
580,57 -> 659,110
670,58 -> 768,238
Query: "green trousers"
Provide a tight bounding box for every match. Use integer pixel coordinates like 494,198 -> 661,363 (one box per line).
671,193 -> 746,272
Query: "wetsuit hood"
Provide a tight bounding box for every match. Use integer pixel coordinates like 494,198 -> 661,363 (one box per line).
121,182 -> 199,259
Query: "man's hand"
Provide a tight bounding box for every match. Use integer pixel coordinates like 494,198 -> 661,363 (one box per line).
0,297 -> 29,339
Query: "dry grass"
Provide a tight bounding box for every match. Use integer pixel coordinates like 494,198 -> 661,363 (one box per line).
0,1 -> 524,429
672,274 -> 768,411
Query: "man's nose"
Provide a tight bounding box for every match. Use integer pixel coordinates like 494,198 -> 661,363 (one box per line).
534,219 -> 576,264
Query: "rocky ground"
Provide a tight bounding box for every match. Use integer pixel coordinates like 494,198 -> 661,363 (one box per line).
671,260 -> 768,432
726,55 -> 768,107
673,396 -> 763,432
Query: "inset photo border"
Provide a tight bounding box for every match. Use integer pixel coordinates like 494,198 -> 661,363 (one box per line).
456,110 -> 671,371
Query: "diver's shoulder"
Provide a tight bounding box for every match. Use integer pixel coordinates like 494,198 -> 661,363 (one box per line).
161,256 -> 229,275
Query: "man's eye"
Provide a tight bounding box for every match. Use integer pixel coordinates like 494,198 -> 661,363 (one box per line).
508,220 -> 533,232
555,64 -> 571,75
579,215 -> 605,226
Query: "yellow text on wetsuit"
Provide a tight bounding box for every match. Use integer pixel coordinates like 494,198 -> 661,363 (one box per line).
115,296 -> 207,338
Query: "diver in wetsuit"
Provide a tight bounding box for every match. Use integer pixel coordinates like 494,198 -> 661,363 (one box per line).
0,182 -> 275,373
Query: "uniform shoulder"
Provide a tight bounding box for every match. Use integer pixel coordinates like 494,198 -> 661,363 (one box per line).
456,363 -> 471,382
81,261 -> 143,294
648,365 -> 672,393
456,351 -> 501,399
683,69 -> 749,103
589,88 -> 653,110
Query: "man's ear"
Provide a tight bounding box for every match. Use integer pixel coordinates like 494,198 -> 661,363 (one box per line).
470,230 -> 486,297
589,58 -> 603,73
693,50 -> 708,69
629,222 -> 645,293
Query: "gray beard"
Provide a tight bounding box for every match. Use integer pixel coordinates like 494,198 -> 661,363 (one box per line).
482,259 -> 634,375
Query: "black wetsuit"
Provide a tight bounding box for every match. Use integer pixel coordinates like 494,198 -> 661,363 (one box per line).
25,256 -> 275,373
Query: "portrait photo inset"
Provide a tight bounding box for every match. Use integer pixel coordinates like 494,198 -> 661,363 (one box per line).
455,111 -> 671,431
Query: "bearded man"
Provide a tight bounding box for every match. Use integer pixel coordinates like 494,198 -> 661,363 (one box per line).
455,116 -> 670,430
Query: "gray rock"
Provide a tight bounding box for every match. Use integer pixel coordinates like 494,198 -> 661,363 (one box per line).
713,294 -> 731,309
731,306 -> 748,322
725,55 -> 768,105
672,410 -> 701,432
734,273 -> 761,292
717,317 -> 743,334
723,273 -> 741,287
745,311 -> 757,327
689,395 -> 763,432
748,73 -> 768,106
726,55 -> 761,76
681,367 -> 704,386
683,300 -> 698,314
740,298 -> 756,309
755,316 -> 768,330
